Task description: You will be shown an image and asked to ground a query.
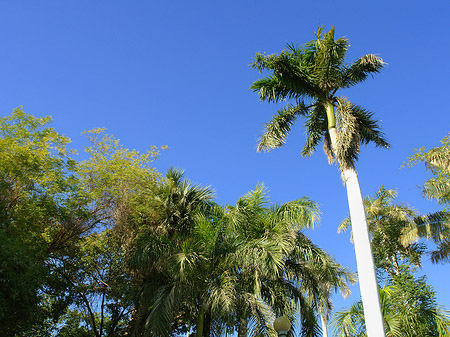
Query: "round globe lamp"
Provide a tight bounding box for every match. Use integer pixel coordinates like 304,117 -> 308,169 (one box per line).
273,316 -> 291,337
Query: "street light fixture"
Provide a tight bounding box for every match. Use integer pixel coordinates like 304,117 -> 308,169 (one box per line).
273,316 -> 291,337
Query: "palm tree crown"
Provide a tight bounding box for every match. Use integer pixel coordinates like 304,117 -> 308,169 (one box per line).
251,26 -> 389,170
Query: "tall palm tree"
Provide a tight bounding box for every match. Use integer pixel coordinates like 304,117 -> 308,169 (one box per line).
250,26 -> 389,337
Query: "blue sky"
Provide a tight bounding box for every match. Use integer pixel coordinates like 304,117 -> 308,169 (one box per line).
1,0 -> 450,333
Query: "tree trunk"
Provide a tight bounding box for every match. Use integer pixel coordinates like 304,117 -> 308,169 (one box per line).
342,167 -> 385,337
237,317 -> 248,337
327,112 -> 385,337
197,306 -> 205,337
203,309 -> 211,337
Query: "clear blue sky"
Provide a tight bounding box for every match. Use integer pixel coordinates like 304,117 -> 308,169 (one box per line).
1,0 -> 449,333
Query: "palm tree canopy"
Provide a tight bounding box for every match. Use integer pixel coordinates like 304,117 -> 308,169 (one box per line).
403,133 -> 450,264
250,26 -> 389,170
331,269 -> 450,337
339,186 -> 426,277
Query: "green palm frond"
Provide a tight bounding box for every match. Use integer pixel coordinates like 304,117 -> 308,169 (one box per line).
270,197 -> 320,230
140,283 -> 178,337
343,54 -> 385,87
314,27 -> 350,90
431,239 -> 450,264
331,299 -> 368,337
257,102 -> 308,152
424,178 -> 450,205
251,51 -> 317,101
349,103 -> 389,149
251,75 -> 302,103
302,104 -> 327,157
401,211 -> 450,245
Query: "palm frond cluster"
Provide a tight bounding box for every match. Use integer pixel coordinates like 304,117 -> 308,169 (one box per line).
127,174 -> 353,337
251,26 -> 389,170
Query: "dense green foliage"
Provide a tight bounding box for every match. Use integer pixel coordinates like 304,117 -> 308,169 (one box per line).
0,108 -> 90,335
334,187 -> 450,336
332,268 -> 450,337
0,108 -> 353,336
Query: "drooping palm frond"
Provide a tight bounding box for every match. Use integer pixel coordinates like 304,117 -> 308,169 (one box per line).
334,98 -> 361,170
431,239 -> 450,264
349,103 -> 389,149
251,51 -> 317,101
401,211 -> 450,244
270,196 -> 320,231
342,54 -> 385,87
424,178 -> 450,205
334,98 -> 390,170
257,102 -> 309,152
250,75 -> 302,103
302,105 -> 328,157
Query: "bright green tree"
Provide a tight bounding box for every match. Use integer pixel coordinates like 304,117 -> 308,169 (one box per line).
51,128 -> 162,337
0,108 -> 94,335
0,109 -> 163,336
250,26 -> 388,337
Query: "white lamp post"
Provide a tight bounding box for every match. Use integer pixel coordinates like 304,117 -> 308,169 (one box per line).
273,316 -> 291,337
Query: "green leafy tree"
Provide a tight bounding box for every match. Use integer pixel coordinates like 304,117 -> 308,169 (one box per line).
51,230 -> 134,337
250,26 -> 388,337
403,132 -> 450,263
0,108 -> 93,335
0,109 -> 163,336
50,128 -> 162,337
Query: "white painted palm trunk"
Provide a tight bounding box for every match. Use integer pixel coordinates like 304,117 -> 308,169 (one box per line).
329,129 -> 385,337
320,313 -> 328,337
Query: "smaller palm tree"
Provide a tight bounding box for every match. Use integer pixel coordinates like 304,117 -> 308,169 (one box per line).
331,270 -> 450,337
223,185 -> 354,337
339,186 -> 426,278
403,133 -> 450,263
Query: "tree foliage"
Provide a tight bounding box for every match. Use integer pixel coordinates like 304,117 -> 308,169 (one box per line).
250,26 -> 388,170
0,108 -> 90,335
332,268 -> 450,337
339,186 -> 426,278
334,187 -> 450,336
404,132 -> 450,263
